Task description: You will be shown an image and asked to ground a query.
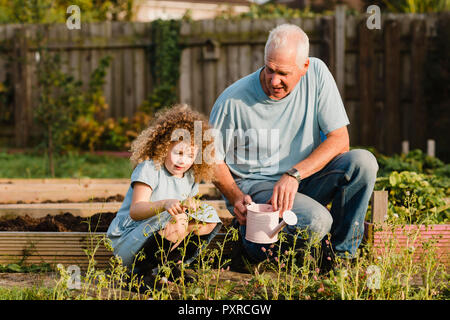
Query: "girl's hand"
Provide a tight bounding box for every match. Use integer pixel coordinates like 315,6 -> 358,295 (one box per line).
182,197 -> 201,213
163,199 -> 185,216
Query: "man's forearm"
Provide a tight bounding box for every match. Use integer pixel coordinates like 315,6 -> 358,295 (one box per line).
293,126 -> 349,180
212,162 -> 244,204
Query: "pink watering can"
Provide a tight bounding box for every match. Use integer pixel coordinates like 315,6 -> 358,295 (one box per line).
245,202 -> 298,244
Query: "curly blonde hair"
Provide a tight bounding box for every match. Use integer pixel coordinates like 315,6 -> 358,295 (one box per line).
130,104 -> 216,183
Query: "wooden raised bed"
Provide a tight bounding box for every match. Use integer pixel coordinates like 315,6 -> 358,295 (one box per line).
0,180 -> 231,269
365,191 -> 449,266
0,180 -> 448,269
0,179 -> 221,204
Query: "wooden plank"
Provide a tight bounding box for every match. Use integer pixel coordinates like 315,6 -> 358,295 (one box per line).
0,202 -> 123,218
238,19 -> 252,79
179,22 -> 192,106
0,25 -> 5,83
358,19 -> 376,147
190,21 -> 203,114
410,19 -> 427,151
321,16 -> 335,76
68,25 -> 81,84
102,22 -> 113,118
111,22 -> 124,118
123,23 -> 135,118
201,19 -> 216,116
0,200 -> 232,219
384,19 -> 401,155
214,19 -> 228,100
371,190 -> 388,224
226,20 -> 240,86
12,27 -> 32,148
0,231 -> 234,268
335,4 -> 346,99
0,183 -> 129,204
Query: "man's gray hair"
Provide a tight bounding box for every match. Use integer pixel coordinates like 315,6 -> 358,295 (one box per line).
264,24 -> 309,68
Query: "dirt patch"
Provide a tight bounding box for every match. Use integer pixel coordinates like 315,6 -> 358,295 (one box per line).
0,272 -> 59,289
0,212 -> 116,232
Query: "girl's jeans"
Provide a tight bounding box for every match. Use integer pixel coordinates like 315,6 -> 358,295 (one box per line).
225,149 -> 379,262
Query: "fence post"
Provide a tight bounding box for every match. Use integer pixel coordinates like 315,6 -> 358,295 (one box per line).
358,18 -> 375,147
384,19 -> 401,155
321,16 -> 335,77
335,4 -> 346,99
411,19 -> 427,151
401,140 -> 410,154
427,139 -> 435,157
371,190 -> 388,225
12,27 -> 32,148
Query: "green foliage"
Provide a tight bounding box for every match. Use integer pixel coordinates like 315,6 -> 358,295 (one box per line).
0,263 -> 52,273
383,0 -> 450,13
217,3 -> 321,20
0,0 -> 134,24
34,50 -> 85,153
372,148 -> 449,224
376,149 -> 448,177
0,151 -> 132,178
141,19 -> 181,114
376,171 -> 449,224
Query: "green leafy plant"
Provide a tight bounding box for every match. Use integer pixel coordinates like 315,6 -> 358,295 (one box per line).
376,171 -> 449,224
383,0 -> 450,13
34,47 -> 85,177
0,0 -> 134,24
140,19 -> 181,115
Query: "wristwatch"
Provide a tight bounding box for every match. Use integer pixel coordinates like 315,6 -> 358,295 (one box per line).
285,167 -> 302,183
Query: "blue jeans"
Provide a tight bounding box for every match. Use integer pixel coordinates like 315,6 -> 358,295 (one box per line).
224,149 -> 378,261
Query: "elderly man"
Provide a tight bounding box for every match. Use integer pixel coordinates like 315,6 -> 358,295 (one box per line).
209,24 -> 378,272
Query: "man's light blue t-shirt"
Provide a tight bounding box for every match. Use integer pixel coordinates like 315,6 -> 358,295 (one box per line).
209,57 -> 349,181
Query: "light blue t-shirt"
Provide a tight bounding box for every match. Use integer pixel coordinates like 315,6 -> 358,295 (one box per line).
209,57 -> 349,181
106,160 -> 222,266
107,160 -> 198,240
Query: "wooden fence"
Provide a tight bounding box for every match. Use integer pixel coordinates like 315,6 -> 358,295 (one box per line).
0,10 -> 446,155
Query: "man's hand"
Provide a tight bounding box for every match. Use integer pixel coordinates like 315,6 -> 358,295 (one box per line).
233,194 -> 253,225
267,174 -> 299,217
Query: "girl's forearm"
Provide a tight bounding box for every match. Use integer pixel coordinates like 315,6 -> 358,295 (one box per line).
130,200 -> 166,221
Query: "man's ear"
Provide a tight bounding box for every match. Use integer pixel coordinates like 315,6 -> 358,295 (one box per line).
300,58 -> 310,76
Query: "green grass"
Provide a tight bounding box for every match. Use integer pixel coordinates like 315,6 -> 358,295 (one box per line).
0,286 -> 55,300
0,151 -> 132,179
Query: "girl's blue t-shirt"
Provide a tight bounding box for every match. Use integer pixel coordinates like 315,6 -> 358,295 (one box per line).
107,160 -> 198,239
209,57 -> 350,181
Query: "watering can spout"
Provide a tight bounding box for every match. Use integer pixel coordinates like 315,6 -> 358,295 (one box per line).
268,210 -> 298,238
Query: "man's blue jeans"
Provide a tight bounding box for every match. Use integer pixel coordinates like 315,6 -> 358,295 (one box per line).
224,149 -> 379,262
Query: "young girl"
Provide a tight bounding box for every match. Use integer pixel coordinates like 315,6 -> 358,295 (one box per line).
106,104 -> 221,287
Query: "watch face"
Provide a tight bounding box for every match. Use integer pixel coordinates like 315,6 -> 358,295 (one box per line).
287,168 -> 301,181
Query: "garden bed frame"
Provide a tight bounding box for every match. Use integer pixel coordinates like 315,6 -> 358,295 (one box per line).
0,180 -> 448,269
